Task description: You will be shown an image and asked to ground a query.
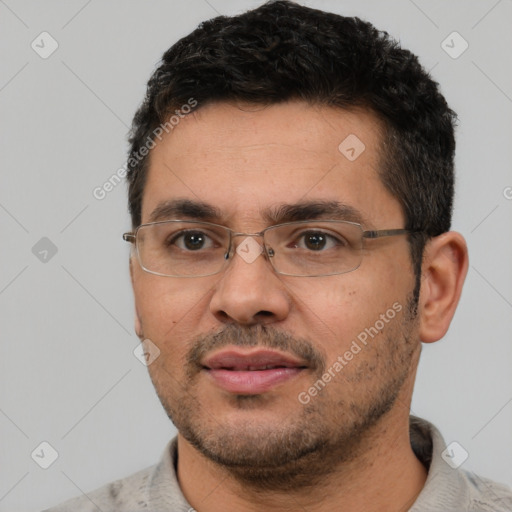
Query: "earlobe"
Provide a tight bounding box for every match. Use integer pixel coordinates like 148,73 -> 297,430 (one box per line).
129,257 -> 144,340
134,307 -> 144,339
418,232 -> 469,344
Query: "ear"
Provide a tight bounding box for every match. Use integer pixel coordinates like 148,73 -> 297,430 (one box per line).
129,257 -> 144,340
418,231 -> 468,343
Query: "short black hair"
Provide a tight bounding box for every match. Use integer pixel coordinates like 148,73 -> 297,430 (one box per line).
126,0 -> 457,294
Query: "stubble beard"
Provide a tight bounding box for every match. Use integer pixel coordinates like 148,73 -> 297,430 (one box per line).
149,299 -> 419,491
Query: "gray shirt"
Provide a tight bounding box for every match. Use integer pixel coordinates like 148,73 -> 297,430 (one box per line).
43,416 -> 512,511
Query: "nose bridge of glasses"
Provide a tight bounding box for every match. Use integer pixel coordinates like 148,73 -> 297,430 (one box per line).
231,231 -> 264,239
230,231 -> 267,249
228,230 -> 268,260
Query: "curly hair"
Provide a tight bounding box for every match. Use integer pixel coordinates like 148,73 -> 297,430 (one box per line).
126,0 -> 457,294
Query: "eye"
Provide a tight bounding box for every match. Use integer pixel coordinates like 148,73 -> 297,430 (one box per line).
168,230 -> 216,251
293,230 -> 345,251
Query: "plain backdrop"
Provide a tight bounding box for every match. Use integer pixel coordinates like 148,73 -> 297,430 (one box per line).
1,1 -> 511,510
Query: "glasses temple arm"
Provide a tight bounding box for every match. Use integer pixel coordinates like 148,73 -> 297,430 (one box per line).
362,228 -> 414,239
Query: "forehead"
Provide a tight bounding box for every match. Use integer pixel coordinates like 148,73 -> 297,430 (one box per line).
141,101 -> 403,229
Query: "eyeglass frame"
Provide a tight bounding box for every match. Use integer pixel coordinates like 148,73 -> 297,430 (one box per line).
123,219 -> 417,278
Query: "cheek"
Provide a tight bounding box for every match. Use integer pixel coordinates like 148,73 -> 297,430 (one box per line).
133,272 -> 210,342
284,272 -> 407,358
134,281 -> 204,379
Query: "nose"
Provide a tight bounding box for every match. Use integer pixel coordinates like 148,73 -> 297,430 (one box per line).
209,237 -> 292,326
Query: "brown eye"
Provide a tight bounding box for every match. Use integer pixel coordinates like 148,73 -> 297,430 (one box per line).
293,230 -> 344,251
304,232 -> 327,251
169,231 -> 215,251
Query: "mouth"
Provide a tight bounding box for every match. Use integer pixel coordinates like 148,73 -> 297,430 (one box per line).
202,349 -> 308,394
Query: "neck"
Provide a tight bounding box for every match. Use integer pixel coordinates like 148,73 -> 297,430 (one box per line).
176,408 -> 427,512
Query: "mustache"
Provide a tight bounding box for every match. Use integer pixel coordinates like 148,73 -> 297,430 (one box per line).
186,323 -> 326,375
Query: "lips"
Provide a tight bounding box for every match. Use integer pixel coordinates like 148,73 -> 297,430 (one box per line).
202,349 -> 308,394
203,350 -> 306,371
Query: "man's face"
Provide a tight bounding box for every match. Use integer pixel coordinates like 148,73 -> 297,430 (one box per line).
131,101 -> 420,482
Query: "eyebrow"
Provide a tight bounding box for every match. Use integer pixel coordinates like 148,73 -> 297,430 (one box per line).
147,198 -> 371,227
148,199 -> 225,223
262,200 -> 370,226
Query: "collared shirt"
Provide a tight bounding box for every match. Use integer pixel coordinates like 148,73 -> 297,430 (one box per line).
43,416 -> 512,511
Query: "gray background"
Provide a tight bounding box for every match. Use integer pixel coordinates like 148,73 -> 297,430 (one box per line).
1,1 -> 511,510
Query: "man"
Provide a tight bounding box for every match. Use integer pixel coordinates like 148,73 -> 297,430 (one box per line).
45,1 -> 512,510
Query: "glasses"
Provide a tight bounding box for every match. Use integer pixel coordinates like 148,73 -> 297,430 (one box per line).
123,219 -> 413,278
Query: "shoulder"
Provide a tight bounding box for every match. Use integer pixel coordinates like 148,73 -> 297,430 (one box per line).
42,465 -> 155,512
409,416 -> 512,512
41,438 -> 184,512
462,470 -> 512,512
